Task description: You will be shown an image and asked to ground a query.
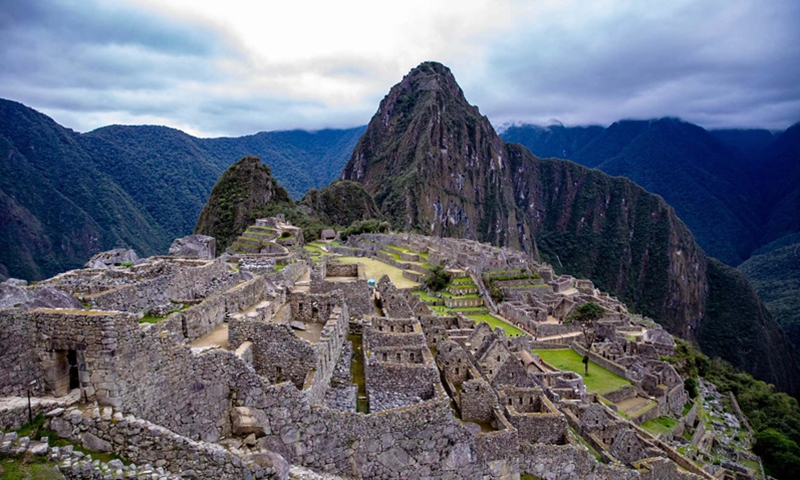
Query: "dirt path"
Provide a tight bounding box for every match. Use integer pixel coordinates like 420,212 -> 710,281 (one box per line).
190,323 -> 229,349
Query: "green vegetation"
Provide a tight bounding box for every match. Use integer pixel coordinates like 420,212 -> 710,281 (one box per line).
424,264 -> 449,292
640,416 -> 679,436
566,302 -> 604,375
15,413 -> 124,465
0,457 -> 63,480
274,264 -> 286,273
740,241 -> 800,353
140,303 -> 188,324
468,314 -> 526,337
339,219 -> 391,242
534,349 -> 630,395
666,339 -> 800,479
299,180 -> 383,228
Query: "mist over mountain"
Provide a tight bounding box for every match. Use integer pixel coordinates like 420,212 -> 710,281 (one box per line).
0,98 -> 363,280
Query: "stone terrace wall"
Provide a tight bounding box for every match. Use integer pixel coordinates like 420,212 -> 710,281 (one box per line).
86,275 -> 172,313
48,407 -> 282,479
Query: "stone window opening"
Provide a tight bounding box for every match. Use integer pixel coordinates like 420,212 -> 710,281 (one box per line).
455,367 -> 459,375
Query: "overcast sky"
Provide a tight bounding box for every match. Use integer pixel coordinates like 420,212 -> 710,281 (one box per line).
1,0 -> 798,137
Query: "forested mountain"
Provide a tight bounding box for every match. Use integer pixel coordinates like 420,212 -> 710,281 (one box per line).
342,61 -> 800,397
0,98 -> 363,280
503,122 -> 800,265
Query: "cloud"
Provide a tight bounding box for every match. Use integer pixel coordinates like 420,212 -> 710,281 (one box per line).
0,0 -> 797,135
469,0 -> 800,130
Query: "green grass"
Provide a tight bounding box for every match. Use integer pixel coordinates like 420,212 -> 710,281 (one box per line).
418,252 -> 429,260
379,249 -> 402,260
274,264 -> 286,273
741,458 -> 760,475
468,314 -> 527,337
412,290 -> 441,303
139,303 -> 189,324
533,349 -> 631,395
386,244 -> 412,253
640,416 -> 679,436
0,457 -> 63,480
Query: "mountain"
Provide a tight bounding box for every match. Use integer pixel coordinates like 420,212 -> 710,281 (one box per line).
501,120 -> 763,265
299,180 -> 383,227
0,98 -> 362,280
709,128 -> 775,166
740,242 -> 800,352
342,61 -> 800,396
756,124 -> 800,246
193,156 -> 296,251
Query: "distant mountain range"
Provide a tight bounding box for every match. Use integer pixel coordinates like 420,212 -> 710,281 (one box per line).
501,120 -> 800,266
0,98 -> 363,280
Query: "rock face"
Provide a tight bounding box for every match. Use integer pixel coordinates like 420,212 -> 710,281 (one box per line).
85,248 -> 139,269
194,156 -> 296,252
342,61 -> 800,396
169,234 -> 216,259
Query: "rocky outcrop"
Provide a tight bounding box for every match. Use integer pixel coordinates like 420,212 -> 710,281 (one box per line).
342,61 -> 800,396
84,248 -> 139,269
169,234 -> 216,259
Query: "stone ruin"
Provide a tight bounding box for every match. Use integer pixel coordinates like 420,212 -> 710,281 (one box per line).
0,226 -> 760,479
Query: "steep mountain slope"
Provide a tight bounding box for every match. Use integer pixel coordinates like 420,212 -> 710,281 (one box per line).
194,156 -> 296,251
299,180 -> 383,227
0,100 -> 167,280
740,242 -> 800,351
709,128 -> 775,166
0,98 -> 362,279
342,62 -> 800,396
501,120 -> 763,265
757,124 -> 800,246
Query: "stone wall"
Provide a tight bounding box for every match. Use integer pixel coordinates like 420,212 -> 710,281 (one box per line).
86,275 -> 172,313
0,309 -> 43,397
47,406 -> 283,479
228,319 -> 317,389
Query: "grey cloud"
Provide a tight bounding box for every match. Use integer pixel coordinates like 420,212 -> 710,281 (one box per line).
471,0 -> 800,130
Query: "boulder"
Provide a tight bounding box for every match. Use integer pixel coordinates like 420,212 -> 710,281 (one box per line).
231,407 -> 270,437
248,451 -> 289,479
3,278 -> 28,287
169,235 -> 216,260
84,249 -> 139,269
0,283 -> 33,310
24,287 -> 83,310
80,432 -> 112,453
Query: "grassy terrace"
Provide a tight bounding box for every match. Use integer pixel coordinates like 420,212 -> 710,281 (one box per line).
467,314 -> 527,337
379,249 -> 402,260
640,416 -> 679,436
412,290 -> 441,303
533,349 -> 631,395
333,257 -> 418,289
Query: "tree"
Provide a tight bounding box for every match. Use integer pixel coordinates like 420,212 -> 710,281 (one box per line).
489,285 -> 505,303
567,301 -> 605,375
424,264 -> 449,292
